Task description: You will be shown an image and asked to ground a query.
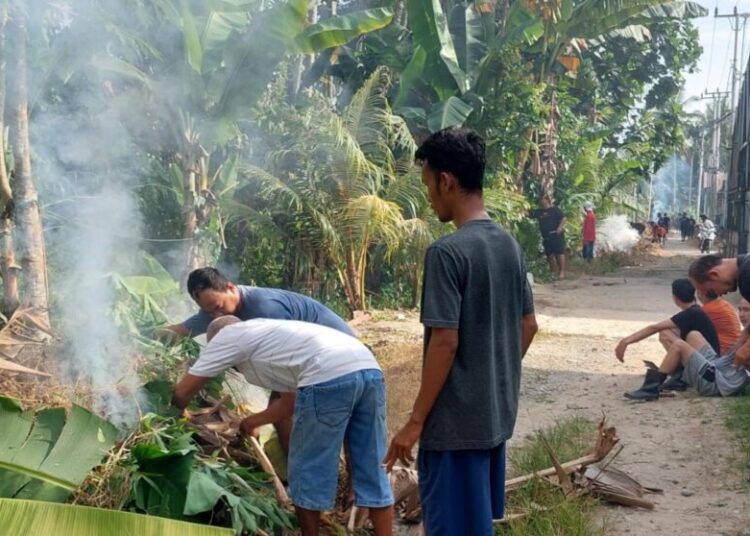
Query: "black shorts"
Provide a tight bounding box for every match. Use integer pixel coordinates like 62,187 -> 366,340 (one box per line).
543,233 -> 565,255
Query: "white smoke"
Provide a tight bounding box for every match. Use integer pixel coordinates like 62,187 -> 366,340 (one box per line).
596,215 -> 640,254
56,187 -> 144,427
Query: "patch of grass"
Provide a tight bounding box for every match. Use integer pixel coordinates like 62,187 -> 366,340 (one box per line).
509,416 -> 595,476
499,417 -> 606,536
724,392 -> 750,483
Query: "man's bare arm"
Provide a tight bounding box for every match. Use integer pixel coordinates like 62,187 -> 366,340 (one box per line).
383,328 -> 458,470
239,392 -> 296,436
521,313 -> 538,357
615,319 -> 676,362
172,373 -> 211,409
156,323 -> 191,342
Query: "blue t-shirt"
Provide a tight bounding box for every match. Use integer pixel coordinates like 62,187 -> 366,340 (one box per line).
181,286 -> 353,336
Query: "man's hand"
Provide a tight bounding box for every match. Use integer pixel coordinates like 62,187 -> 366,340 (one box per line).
239,415 -> 261,439
615,340 -> 628,363
383,419 -> 423,472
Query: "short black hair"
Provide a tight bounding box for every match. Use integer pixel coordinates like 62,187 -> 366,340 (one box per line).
415,127 -> 485,193
699,214 -> 707,220
689,255 -> 723,282
187,267 -> 231,300
672,278 -> 695,303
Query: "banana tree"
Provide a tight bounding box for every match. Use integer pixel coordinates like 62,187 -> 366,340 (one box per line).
88,0 -> 393,273
6,3 -> 49,318
510,0 -> 707,199
0,15 -> 19,317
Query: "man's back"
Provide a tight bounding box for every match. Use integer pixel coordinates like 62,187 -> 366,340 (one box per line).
189,319 -> 377,392
702,298 -> 741,354
420,220 -> 534,451
183,286 -> 353,336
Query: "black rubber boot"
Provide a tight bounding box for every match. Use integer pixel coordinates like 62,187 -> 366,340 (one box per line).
660,367 -> 688,392
624,369 -> 667,401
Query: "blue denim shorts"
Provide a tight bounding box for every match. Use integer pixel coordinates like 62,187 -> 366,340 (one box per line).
288,369 -> 394,511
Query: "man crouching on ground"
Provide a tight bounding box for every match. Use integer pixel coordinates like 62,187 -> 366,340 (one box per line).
172,316 -> 394,536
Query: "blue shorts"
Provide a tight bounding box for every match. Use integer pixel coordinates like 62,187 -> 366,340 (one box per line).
288,369 -> 394,511
418,443 -> 506,536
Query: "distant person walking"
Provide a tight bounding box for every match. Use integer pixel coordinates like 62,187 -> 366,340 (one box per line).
697,214 -> 716,253
680,213 -> 690,242
582,201 -> 596,261
531,195 -> 567,278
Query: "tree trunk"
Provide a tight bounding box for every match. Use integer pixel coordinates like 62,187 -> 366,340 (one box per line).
7,10 -> 48,318
343,249 -> 363,312
0,21 -> 19,317
182,190 -> 211,273
529,84 -> 560,200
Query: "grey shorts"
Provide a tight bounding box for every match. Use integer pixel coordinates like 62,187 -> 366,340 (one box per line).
684,345 -> 721,396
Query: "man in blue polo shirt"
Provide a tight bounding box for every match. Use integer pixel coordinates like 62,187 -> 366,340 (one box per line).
162,267 -> 354,452
163,267 -> 353,339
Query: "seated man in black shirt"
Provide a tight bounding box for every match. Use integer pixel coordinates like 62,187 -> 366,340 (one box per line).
615,279 -> 720,391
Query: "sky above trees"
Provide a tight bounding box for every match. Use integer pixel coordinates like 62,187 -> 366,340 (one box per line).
683,0 -> 749,107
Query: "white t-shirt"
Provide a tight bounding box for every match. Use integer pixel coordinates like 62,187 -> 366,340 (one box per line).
188,318 -> 380,392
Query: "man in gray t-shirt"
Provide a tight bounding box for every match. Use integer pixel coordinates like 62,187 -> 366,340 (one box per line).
383,128 -> 538,535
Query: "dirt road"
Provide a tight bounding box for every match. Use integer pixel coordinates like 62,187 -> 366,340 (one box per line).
361,235 -> 750,534
520,237 -> 749,534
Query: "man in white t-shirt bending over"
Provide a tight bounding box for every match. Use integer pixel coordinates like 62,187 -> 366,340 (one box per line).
172,316 -> 394,536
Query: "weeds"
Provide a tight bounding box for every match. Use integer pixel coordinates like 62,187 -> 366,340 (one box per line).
724,392 -> 750,483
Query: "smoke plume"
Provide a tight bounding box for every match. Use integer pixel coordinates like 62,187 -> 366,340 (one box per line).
596,215 -> 640,254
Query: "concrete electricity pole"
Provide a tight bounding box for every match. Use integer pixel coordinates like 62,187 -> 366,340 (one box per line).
715,7 -> 750,113
702,90 -> 730,222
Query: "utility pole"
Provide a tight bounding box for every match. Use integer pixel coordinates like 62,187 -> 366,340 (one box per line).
716,7 -> 750,111
672,150 -> 677,213
703,89 -> 730,223
688,149 -> 695,213
696,132 -> 705,215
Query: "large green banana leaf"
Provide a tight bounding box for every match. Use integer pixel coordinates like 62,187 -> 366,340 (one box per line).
0,397 -> 117,503
562,0 -> 707,41
447,4 -> 486,86
427,96 -> 474,132
0,498 -> 232,536
407,0 -> 467,98
293,7 -> 394,53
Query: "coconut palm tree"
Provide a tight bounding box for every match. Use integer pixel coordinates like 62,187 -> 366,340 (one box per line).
244,67 -> 427,312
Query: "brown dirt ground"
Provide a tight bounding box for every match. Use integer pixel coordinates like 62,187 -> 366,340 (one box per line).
357,233 -> 750,535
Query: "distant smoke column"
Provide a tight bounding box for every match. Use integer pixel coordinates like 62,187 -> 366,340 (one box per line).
60,186 -> 142,426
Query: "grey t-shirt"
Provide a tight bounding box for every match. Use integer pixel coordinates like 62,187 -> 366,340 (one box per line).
182,286 -> 354,337
419,220 -> 534,451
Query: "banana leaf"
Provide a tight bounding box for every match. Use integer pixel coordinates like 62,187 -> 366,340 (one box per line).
427,96 -> 474,132
293,7 -> 394,53
0,397 -> 117,502
0,498 -> 232,536
407,0 -> 467,97
180,0 -> 204,72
